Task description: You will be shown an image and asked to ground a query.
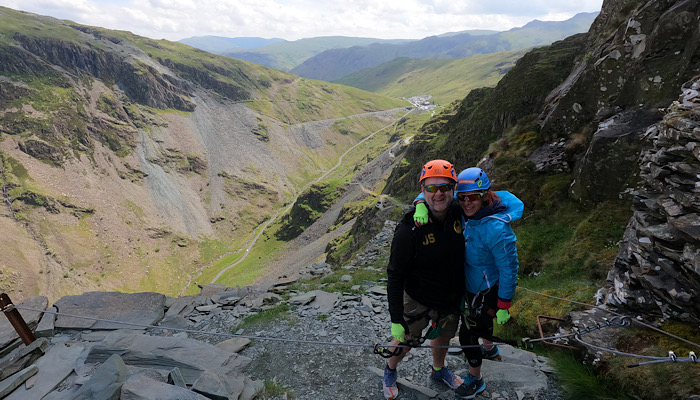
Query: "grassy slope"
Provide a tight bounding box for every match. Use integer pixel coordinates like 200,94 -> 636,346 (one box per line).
336,49 -> 528,105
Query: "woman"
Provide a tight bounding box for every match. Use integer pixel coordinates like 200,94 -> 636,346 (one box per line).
414,167 -> 522,399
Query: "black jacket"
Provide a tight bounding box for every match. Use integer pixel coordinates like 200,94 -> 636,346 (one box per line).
386,203 -> 465,324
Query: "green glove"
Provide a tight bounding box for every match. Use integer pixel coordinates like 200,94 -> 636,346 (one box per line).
496,309 -> 510,325
414,202 -> 429,224
391,322 -> 406,342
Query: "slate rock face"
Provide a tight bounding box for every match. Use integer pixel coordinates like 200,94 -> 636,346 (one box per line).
569,108 -> 662,201
540,0 -> 700,202
599,77 -> 700,322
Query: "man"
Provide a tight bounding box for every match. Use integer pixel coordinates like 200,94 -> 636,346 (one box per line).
383,159 -> 466,399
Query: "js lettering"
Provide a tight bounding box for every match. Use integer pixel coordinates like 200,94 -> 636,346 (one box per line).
422,233 -> 435,245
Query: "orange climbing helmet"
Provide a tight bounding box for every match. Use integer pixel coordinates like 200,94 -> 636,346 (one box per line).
419,159 -> 457,183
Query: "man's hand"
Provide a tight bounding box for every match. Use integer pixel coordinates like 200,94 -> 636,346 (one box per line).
391,322 -> 406,342
414,202 -> 429,226
496,309 -> 510,325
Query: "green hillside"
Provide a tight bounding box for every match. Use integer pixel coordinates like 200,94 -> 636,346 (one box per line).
336,49 -> 528,105
222,36 -> 410,71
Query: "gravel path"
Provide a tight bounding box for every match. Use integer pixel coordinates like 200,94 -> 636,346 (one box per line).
236,277 -> 564,400
229,221 -> 564,400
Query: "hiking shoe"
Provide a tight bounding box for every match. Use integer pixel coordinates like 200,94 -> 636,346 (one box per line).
383,366 -> 398,399
482,345 -> 501,360
430,365 -> 463,389
455,373 -> 486,399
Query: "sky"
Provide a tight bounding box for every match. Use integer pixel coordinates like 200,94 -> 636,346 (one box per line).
3,0 -> 604,42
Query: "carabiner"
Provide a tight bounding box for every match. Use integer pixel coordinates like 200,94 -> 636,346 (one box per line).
373,343 -> 404,359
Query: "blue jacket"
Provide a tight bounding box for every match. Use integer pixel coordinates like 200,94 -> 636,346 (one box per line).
414,190 -> 523,308
463,191 -> 521,308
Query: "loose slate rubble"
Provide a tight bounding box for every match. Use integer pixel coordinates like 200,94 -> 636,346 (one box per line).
0,365 -> 38,398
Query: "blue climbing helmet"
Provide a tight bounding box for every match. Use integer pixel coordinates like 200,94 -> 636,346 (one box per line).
456,167 -> 491,193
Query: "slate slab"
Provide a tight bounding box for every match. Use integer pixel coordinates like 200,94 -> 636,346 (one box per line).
168,367 -> 187,388
71,353 -> 130,399
211,289 -> 245,306
158,314 -> 190,330
0,365 -> 38,398
121,375 -> 210,400
5,342 -> 86,400
215,337 -> 251,353
0,339 -> 21,359
480,359 -> 550,392
35,306 -> 56,337
308,290 -> 339,314
198,284 -> 230,297
54,292 -> 166,330
0,337 -> 48,380
86,332 -> 251,385
192,369 -> 246,400
165,296 -> 204,318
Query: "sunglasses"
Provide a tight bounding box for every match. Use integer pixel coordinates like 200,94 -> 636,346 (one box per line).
458,192 -> 483,202
423,183 -> 454,193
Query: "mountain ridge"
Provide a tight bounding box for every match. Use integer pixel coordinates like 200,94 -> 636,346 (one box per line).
178,35 -> 285,53
291,12 -> 599,82
219,36 -> 411,72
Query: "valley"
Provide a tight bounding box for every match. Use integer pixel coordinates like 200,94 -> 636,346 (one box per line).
1,2 -> 699,398
181,106 -> 415,294
0,6 -> 411,302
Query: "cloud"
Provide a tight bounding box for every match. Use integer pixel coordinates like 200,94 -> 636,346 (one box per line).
3,0 -> 603,41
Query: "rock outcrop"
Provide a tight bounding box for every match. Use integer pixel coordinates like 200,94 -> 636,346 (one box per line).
543,0 -> 700,202
599,75 -> 700,322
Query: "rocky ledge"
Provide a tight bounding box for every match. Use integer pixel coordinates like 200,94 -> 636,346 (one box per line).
0,222 -> 561,400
